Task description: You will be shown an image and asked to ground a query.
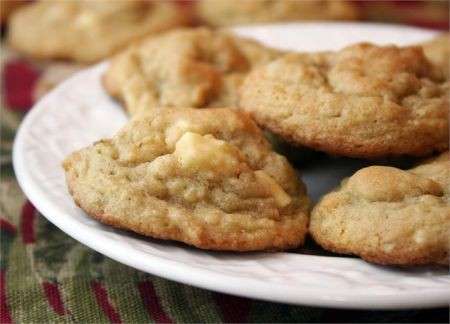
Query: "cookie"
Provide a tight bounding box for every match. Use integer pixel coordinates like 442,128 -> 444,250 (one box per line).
103,28 -> 282,116
310,152 -> 450,266
422,33 -> 449,79
240,43 -> 449,158
63,107 -> 309,251
8,0 -> 189,63
196,0 -> 359,27
0,0 -> 26,23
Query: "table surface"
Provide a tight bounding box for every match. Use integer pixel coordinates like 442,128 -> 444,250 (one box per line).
1,7 -> 450,323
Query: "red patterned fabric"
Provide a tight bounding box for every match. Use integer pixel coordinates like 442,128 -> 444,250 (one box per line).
3,61 -> 40,111
0,2 -> 448,323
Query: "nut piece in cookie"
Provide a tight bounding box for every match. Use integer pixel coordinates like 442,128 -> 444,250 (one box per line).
103,27 -> 282,116
422,33 -> 449,79
310,152 -> 450,266
8,0 -> 189,63
63,108 -> 309,251
196,0 -> 359,27
240,43 -> 449,158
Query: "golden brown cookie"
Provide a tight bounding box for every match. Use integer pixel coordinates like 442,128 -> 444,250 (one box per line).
8,0 -> 189,63
310,152 -> 450,266
63,107 -> 309,251
196,0 -> 359,27
240,43 -> 449,158
0,0 -> 26,23
422,33 -> 449,79
103,27 -> 282,116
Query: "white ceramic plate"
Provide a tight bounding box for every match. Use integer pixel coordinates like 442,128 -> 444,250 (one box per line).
13,23 -> 450,309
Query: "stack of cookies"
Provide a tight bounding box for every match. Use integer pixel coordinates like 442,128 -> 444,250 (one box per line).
5,0 -> 192,99
10,2 -> 447,267
61,26 -> 450,267
4,0 -> 362,100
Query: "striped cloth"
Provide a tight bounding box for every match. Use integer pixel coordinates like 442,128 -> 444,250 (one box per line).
1,2 -> 450,322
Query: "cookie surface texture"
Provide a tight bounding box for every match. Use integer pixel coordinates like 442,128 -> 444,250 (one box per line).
63,107 -> 309,251
103,27 -> 281,116
310,152 -> 450,266
196,0 -> 358,27
422,33 -> 450,79
240,43 -> 449,158
8,0 -> 188,63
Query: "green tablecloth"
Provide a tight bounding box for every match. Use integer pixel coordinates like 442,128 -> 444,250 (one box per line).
0,29 -> 448,324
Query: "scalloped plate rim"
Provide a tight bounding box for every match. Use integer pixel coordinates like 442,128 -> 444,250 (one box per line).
13,22 -> 450,310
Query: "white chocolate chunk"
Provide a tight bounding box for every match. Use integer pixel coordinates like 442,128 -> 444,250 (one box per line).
76,12 -> 98,27
255,170 -> 291,208
166,119 -> 199,148
413,230 -> 426,244
174,132 -> 241,174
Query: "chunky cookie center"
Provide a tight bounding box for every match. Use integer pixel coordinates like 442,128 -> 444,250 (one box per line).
174,132 -> 242,175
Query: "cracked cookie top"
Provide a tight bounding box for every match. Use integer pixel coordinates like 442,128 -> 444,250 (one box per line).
103,28 -> 281,116
240,43 -> 449,158
63,107 -> 309,251
310,152 -> 450,266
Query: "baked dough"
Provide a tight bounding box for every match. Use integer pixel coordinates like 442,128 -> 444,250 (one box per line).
196,0 -> 359,27
310,152 -> 450,266
103,27 -> 281,116
63,107 -> 310,251
8,0 -> 189,63
240,43 -> 449,158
